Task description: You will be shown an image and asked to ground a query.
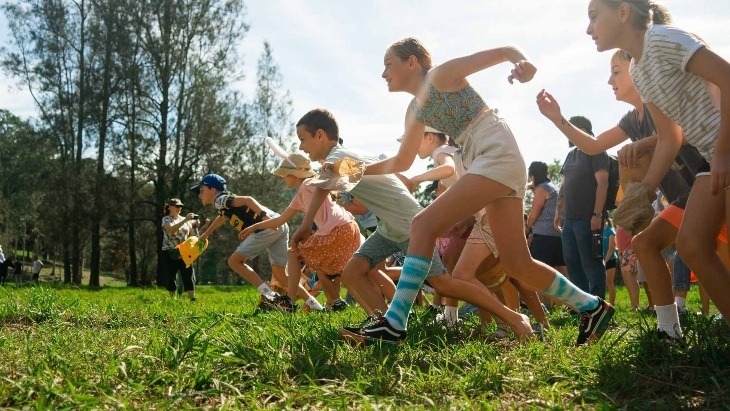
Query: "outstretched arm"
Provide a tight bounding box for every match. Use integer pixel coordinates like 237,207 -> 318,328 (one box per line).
536,89 -> 629,154
365,107 -> 423,175
240,207 -> 298,240
198,215 -> 226,242
641,103 -> 683,191
432,45 -> 536,90
409,155 -> 456,186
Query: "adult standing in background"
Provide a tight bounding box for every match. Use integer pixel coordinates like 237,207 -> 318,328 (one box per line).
554,116 -> 610,298
13,256 -> 22,286
31,255 -> 43,285
526,161 -> 568,308
162,198 -> 199,301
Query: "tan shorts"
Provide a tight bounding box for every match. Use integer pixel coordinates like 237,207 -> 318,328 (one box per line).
466,212 -> 499,258
456,109 -> 527,199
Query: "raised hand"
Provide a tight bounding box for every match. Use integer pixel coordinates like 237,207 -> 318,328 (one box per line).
508,60 -> 536,84
536,89 -> 563,124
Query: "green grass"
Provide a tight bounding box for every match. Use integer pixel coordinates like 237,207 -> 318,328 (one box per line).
0,285 -> 727,409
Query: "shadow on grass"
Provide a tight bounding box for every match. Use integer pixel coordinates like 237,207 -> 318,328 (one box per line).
593,313 -> 730,409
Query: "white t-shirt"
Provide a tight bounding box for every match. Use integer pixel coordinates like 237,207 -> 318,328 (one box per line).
431,145 -> 461,189
630,24 -> 721,162
326,146 -> 422,243
32,260 -> 43,274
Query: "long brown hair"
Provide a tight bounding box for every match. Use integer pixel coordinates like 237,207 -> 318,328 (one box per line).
599,0 -> 672,29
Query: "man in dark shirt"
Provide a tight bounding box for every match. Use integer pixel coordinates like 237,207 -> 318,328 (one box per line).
555,116 -> 609,298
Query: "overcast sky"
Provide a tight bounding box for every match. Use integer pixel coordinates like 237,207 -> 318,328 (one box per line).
2,0 -> 729,175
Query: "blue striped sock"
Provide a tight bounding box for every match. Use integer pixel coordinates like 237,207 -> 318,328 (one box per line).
385,255 -> 431,331
545,272 -> 599,312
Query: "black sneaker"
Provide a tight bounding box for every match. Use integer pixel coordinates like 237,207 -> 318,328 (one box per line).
340,314 -> 378,334
331,299 -> 348,312
339,313 -> 405,346
424,304 -> 443,318
657,325 -> 685,347
273,295 -> 296,313
576,298 -> 614,346
255,294 -> 278,312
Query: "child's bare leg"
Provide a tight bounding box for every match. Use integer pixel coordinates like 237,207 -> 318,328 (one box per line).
341,256 -> 388,316
318,275 -> 341,306
632,218 -> 677,306
429,274 -> 532,338
370,265 -> 397,301
676,178 -> 730,324
286,250 -> 303,301
227,253 -> 264,287
512,279 -> 549,329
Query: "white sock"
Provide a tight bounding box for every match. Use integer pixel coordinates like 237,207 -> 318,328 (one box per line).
656,303 -> 682,338
306,296 -> 324,311
674,296 -> 686,310
443,305 -> 458,325
257,283 -> 276,298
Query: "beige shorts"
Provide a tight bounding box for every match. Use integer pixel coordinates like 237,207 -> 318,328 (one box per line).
456,109 -> 527,199
466,211 -> 499,258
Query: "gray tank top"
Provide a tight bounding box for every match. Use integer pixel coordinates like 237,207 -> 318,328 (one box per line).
532,182 -> 560,237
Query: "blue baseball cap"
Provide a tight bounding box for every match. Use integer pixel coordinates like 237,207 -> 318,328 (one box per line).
190,173 -> 227,192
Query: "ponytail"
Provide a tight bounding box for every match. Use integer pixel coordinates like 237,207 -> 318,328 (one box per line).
649,2 -> 672,25
600,0 -> 671,29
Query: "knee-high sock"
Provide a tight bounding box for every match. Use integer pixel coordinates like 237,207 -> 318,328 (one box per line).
385,255 -> 431,331
545,272 -> 599,312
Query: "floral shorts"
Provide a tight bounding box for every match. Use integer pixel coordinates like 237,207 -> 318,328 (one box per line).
620,249 -> 638,276
299,221 -> 361,275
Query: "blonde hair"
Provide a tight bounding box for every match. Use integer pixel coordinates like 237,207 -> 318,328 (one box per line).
388,37 -> 432,75
611,49 -> 633,64
599,0 -> 672,29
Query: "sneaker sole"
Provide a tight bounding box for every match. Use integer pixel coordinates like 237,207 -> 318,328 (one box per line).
586,305 -> 616,343
338,327 -> 402,347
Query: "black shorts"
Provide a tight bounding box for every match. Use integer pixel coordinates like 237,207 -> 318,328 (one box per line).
530,234 -> 565,267
605,259 -> 617,270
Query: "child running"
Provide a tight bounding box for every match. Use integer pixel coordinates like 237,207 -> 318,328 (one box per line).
338,38 -> 614,346
241,153 -> 361,312
290,109 -> 537,342
583,0 -> 730,326
192,174 -> 289,311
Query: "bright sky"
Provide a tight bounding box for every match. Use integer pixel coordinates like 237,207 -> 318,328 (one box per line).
2,0 -> 730,176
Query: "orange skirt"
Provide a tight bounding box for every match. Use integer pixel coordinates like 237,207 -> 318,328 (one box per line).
298,221 -> 361,275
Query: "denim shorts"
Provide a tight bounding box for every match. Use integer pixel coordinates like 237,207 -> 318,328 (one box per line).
235,223 -> 289,267
354,230 -> 446,277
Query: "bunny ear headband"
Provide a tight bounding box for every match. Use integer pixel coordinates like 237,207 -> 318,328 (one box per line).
266,137 -> 317,179
265,137 -> 297,168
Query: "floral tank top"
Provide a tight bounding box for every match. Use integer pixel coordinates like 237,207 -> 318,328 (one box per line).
411,82 -> 487,143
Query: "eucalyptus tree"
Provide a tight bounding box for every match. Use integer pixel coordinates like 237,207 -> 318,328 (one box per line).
1,0 -> 94,283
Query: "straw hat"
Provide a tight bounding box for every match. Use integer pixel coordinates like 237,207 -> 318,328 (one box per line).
272,153 -> 317,179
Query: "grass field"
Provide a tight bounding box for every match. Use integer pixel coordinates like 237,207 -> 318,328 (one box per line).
0,283 -> 728,409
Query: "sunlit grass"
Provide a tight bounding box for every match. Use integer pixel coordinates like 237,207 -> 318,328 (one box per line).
0,284 -> 727,409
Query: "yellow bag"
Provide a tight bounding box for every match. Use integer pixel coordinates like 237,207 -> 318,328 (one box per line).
176,236 -> 208,268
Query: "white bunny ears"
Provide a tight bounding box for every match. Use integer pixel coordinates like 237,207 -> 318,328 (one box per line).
265,137 -> 297,169
266,137 -> 317,179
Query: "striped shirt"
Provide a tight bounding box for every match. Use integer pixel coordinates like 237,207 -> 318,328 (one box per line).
630,25 -> 720,162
